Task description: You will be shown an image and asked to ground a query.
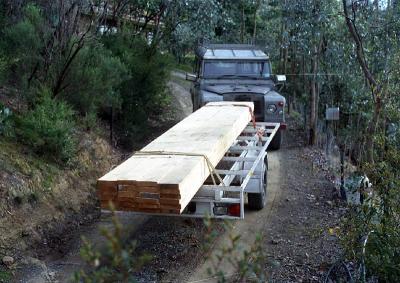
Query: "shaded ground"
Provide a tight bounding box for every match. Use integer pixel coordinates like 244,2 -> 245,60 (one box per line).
263,132 -> 345,282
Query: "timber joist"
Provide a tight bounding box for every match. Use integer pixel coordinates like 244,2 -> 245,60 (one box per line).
97,102 -> 254,214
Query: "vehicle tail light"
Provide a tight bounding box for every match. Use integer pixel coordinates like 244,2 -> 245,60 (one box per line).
278,101 -> 285,107
228,204 -> 240,217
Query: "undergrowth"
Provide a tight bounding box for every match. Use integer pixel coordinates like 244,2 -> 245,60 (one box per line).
75,210 -> 267,282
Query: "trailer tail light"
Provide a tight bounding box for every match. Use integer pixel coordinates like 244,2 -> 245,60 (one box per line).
228,204 -> 241,217
278,101 -> 285,107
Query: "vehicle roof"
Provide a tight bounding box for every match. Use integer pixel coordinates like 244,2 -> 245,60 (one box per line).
196,44 -> 269,60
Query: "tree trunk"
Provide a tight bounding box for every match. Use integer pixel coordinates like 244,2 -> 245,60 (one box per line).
283,47 -> 289,74
279,1 -> 287,72
342,0 -> 382,163
240,4 -> 245,43
365,97 -> 381,163
288,43 -> 296,115
309,46 -> 318,146
110,106 -> 114,146
252,0 -> 262,43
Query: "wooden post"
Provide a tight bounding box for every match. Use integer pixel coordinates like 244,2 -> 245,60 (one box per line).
325,119 -> 329,157
110,106 -> 113,145
340,146 -> 346,200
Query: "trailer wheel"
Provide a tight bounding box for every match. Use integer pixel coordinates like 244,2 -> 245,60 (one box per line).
248,163 -> 267,210
269,129 -> 282,150
191,92 -> 196,112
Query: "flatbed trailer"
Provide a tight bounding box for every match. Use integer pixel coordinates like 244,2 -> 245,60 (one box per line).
104,122 -> 280,220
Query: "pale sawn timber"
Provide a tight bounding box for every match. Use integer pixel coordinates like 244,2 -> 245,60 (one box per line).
97,101 -> 254,214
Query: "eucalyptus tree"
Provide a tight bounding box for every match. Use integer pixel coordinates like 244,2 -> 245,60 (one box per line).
163,0 -> 222,60
264,0 -> 342,145
339,1 -> 400,280
341,0 -> 400,162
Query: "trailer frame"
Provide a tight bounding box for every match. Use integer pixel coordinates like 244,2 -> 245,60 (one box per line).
104,122 -> 280,220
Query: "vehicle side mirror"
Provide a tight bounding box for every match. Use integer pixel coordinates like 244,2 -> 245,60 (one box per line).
186,73 -> 197,82
273,75 -> 286,83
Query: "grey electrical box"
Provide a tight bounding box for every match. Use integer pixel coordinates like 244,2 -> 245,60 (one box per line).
326,107 -> 339,121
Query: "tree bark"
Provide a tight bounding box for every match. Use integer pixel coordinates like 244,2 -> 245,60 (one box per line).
288,43 -> 296,114
252,0 -> 262,43
342,0 -> 382,163
309,44 -> 320,146
342,0 -> 380,98
240,3 -> 245,43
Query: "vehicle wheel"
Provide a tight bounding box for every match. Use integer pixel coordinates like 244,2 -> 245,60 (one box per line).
248,164 -> 267,210
269,129 -> 282,150
191,92 -> 196,112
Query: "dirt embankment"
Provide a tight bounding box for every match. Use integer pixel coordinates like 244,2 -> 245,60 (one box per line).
0,131 -> 122,261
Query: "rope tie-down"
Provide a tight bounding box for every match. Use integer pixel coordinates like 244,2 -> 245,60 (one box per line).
133,151 -> 225,186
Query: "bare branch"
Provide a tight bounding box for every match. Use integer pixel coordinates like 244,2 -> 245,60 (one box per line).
342,0 -> 381,101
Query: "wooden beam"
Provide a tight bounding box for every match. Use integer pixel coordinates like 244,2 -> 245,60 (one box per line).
97,102 -> 254,213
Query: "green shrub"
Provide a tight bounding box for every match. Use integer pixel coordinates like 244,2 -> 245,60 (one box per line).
341,145 -> 400,281
82,110 -> 98,131
61,42 -> 127,116
102,32 -> 171,148
0,4 -> 44,87
0,53 -> 7,83
74,207 -> 151,282
16,92 -> 76,164
203,217 -> 267,282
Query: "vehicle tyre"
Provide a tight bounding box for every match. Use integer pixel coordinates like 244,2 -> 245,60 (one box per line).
248,164 -> 267,210
190,92 -> 196,112
269,129 -> 282,150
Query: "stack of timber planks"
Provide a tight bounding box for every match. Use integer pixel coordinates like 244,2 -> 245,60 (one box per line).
97,101 -> 254,214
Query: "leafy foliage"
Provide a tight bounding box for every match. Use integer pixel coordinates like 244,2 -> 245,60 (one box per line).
0,1 -> 172,155
74,207 -> 151,282
203,217 -> 267,282
0,3 -> 44,89
102,32 -> 171,148
15,91 -> 76,164
342,143 -> 400,281
62,42 -> 128,116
